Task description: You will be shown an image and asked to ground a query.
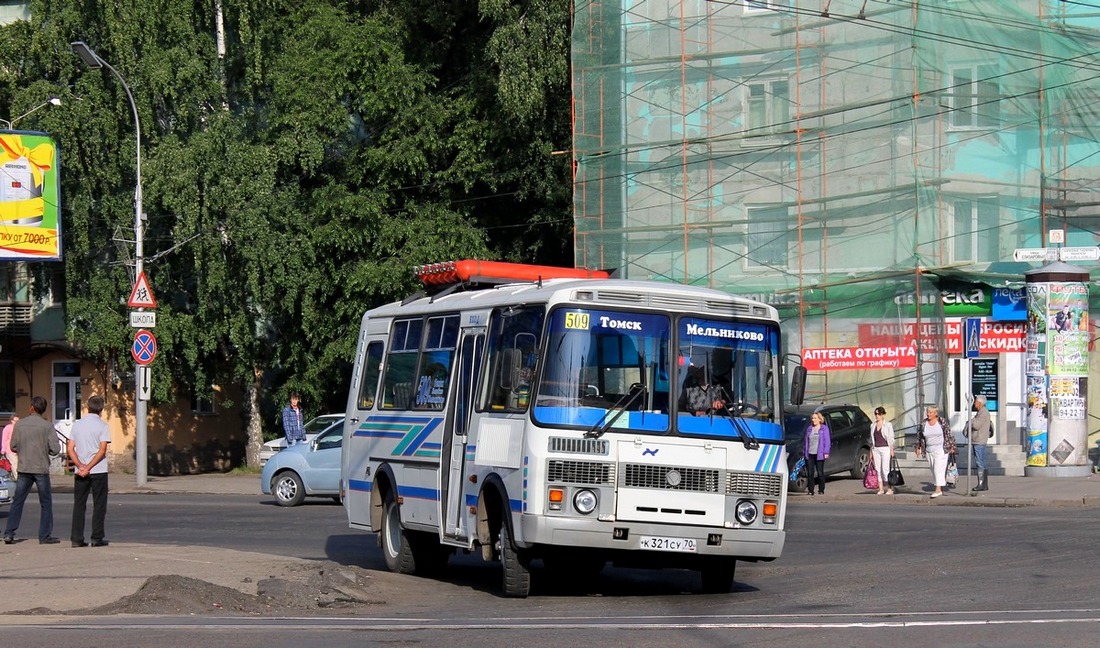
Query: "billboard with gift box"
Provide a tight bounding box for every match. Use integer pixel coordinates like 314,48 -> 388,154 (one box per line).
0,131 -> 62,260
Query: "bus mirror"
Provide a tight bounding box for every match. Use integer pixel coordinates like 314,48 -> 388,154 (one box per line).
789,365 -> 806,406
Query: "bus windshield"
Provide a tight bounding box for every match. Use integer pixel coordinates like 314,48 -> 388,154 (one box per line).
675,317 -> 781,442
533,308 -> 783,442
535,307 -> 671,433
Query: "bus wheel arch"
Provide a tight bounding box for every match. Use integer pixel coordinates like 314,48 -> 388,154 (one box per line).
369,464 -> 398,531
476,475 -> 531,598
475,476 -> 509,562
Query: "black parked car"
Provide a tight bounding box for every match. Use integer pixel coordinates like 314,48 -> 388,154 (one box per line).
784,403 -> 873,493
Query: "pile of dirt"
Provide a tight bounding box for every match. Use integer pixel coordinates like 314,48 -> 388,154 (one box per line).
73,561 -> 390,617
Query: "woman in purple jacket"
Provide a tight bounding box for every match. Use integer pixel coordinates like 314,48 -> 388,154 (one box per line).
803,411 -> 831,496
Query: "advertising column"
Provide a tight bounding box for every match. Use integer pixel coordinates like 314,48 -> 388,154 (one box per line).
1024,263 -> 1092,476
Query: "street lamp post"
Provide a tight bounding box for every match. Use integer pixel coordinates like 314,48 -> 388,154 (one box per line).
71,41 -> 148,487
0,97 -> 62,130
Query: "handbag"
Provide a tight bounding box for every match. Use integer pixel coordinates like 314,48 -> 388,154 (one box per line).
863,459 -> 879,490
0,454 -> 11,474
946,456 -> 959,486
887,457 -> 905,486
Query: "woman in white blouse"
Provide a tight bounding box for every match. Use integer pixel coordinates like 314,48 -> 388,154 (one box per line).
917,405 -> 951,498
870,406 -> 895,495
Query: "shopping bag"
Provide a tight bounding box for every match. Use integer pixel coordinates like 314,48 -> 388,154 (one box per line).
863,460 -> 879,490
946,458 -> 959,486
789,456 -> 805,482
887,457 -> 905,487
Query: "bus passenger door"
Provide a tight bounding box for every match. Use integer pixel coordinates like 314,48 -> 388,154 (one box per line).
441,329 -> 483,541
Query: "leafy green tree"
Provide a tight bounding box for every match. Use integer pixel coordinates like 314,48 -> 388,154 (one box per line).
1,0 -> 576,468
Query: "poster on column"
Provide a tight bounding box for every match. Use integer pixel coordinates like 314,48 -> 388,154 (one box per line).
1046,282 -> 1089,376
1025,375 -> 1047,467
1048,378 -> 1088,465
0,132 -> 62,260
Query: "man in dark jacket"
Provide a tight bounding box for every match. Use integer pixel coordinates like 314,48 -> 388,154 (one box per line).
3,396 -> 61,544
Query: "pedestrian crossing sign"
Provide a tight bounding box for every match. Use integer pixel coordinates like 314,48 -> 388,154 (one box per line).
964,317 -> 981,358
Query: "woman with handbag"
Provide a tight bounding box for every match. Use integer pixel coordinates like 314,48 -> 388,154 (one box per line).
916,405 -> 953,498
870,406 -> 895,495
803,411 -> 831,496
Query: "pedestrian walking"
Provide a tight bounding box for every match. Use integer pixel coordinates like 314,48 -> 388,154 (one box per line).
967,395 -> 993,492
870,406 -> 896,495
916,405 -> 955,498
281,391 -> 306,447
3,396 -> 61,544
2,414 -> 18,478
803,411 -> 831,496
68,395 -> 112,548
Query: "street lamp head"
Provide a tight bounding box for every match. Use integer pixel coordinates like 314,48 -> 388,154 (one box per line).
71,41 -> 104,69
2,96 -> 64,130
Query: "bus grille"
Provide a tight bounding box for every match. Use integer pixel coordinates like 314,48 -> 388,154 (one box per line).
622,464 -> 720,492
726,472 -> 783,497
547,436 -> 609,455
547,460 -> 615,485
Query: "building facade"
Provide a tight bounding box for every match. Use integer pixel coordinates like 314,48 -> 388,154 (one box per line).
572,0 -> 1100,461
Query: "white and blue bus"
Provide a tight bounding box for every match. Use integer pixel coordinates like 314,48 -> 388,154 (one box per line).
342,260 -> 805,597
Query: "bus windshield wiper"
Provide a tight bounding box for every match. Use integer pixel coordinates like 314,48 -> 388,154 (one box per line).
584,383 -> 645,439
715,384 -> 759,450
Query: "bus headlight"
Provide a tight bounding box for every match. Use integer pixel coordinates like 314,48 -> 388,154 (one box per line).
573,489 -> 598,515
734,500 -> 758,525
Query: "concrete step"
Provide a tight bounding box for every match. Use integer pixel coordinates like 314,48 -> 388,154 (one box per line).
890,445 -> 1026,477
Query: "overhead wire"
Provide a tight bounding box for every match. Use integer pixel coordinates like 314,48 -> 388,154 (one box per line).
575,0 -> 1100,274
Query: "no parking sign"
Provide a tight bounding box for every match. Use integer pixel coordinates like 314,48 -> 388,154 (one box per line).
132,329 -> 157,366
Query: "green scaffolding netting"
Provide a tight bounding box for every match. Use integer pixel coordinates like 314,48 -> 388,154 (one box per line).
571,0 -> 1100,436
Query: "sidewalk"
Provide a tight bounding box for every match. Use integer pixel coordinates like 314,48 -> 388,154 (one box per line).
49,471 -> 265,496
45,467 -> 1100,505
794,469 -> 1100,508
3,469 -> 1099,618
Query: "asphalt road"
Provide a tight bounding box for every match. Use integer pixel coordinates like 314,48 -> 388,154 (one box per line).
4,493 -> 1099,646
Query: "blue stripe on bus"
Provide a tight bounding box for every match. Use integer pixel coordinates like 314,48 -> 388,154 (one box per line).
348,479 -> 372,493
397,485 -> 439,501
395,418 -> 443,456
754,443 -> 782,472
464,493 -> 521,512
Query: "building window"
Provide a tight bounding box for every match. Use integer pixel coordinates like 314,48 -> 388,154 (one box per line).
0,361 -> 14,413
191,388 -> 215,414
747,206 -> 790,269
950,65 -> 1000,128
746,79 -> 790,138
744,0 -> 792,14
0,263 -> 31,302
953,197 -> 1000,262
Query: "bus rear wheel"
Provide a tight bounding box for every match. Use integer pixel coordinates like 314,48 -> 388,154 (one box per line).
381,495 -> 417,574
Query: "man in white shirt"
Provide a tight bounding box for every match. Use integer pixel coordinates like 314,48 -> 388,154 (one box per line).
67,395 -> 111,548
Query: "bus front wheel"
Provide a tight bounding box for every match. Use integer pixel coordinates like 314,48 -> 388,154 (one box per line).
699,559 -> 736,594
498,523 -> 531,598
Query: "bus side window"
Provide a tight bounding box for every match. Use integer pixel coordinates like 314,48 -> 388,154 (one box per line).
381,318 -> 423,410
483,307 -> 544,412
356,341 -> 384,410
410,316 -> 459,411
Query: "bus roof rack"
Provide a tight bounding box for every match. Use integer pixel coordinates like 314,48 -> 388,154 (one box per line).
414,260 -> 611,292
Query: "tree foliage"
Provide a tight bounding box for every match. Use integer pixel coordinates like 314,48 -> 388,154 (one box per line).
1,0 -> 573,461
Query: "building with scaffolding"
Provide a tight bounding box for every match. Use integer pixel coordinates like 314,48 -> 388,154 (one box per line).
572,0 -> 1100,466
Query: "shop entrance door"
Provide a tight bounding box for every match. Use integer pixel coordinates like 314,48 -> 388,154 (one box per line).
946,356 -> 999,443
